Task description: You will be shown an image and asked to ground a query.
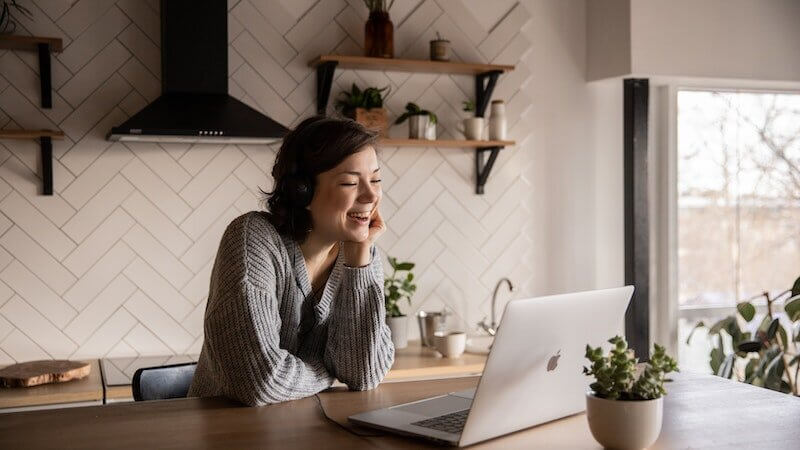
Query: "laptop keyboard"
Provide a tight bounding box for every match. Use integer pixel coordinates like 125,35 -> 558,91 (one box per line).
411,409 -> 470,434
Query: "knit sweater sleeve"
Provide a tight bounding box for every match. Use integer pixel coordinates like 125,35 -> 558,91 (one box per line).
324,245 -> 395,390
200,215 -> 333,406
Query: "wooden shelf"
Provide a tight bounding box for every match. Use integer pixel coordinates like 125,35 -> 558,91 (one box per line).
0,35 -> 63,52
0,129 -> 65,139
0,35 -> 62,108
0,129 -> 63,196
311,54 -> 516,195
309,54 -> 514,75
379,138 -> 515,148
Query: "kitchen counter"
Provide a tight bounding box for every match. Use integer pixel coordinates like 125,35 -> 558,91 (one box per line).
0,359 -> 103,412
1,340 -> 487,409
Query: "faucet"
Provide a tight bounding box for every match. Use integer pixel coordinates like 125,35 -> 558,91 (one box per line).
478,278 -> 514,336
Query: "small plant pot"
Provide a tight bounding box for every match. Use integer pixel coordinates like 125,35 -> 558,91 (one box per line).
429,39 -> 450,61
386,315 -> 408,349
355,107 -> 389,137
585,392 -> 663,450
408,115 -> 432,139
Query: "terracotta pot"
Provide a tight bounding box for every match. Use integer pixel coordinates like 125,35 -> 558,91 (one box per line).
364,11 -> 393,58
355,107 -> 389,137
585,391 -> 663,449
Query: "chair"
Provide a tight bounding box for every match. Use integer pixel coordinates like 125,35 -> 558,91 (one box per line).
131,362 -> 197,401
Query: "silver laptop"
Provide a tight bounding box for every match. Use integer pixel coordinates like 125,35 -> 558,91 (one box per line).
349,286 -> 634,447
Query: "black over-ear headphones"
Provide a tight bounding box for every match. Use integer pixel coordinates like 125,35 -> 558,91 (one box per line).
284,160 -> 313,208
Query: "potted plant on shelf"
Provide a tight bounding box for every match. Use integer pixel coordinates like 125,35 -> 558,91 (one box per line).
460,100 -> 483,140
686,274 -> 800,396
395,102 -> 437,140
363,0 -> 394,58
334,83 -> 390,137
583,336 -> 678,450
384,256 -> 416,349
1,0 -> 33,34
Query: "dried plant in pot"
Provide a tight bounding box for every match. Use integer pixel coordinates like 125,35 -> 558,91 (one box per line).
583,336 -> 678,450
363,0 -> 394,58
1,1 -> 33,35
334,83 -> 390,137
384,256 -> 416,349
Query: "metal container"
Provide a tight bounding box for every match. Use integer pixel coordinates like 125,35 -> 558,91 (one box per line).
417,310 -> 448,347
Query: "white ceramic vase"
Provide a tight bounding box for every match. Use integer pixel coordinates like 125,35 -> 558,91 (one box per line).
460,117 -> 484,140
585,392 -> 663,450
386,315 -> 408,349
488,100 -> 506,140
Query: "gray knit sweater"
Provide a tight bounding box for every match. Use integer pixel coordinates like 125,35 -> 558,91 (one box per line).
187,211 -> 395,406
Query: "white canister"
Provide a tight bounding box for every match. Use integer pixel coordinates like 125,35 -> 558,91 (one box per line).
488,100 -> 506,140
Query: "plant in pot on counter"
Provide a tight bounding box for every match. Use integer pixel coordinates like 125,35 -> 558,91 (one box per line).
460,100 -> 484,141
686,274 -> 800,396
394,102 -> 437,140
335,83 -> 390,137
384,256 -> 416,349
583,336 -> 678,450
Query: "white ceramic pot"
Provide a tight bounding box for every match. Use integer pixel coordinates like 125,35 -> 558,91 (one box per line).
460,117 -> 484,140
585,392 -> 663,450
386,315 -> 408,349
408,115 -> 430,139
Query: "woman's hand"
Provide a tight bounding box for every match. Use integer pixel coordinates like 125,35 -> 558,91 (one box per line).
343,203 -> 385,267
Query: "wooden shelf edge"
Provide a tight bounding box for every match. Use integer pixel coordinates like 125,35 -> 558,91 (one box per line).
0,129 -> 65,139
309,54 -> 514,74
0,34 -> 63,52
379,138 -> 515,148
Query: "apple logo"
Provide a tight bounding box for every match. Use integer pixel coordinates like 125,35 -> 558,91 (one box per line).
546,350 -> 561,371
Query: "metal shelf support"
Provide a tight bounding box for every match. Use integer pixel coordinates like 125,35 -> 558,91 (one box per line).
316,61 -> 338,115
475,145 -> 503,195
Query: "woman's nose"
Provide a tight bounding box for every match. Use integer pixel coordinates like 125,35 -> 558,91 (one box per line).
358,182 -> 379,204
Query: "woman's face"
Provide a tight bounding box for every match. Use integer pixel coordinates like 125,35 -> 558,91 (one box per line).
308,146 -> 381,243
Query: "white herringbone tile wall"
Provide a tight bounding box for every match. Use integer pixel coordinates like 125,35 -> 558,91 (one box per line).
0,0 -> 534,363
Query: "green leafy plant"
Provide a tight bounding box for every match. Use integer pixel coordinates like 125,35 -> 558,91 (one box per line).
462,100 -> 475,113
583,336 -> 678,400
334,83 -> 390,118
394,102 -> 437,125
1,0 -> 33,34
687,275 -> 800,396
384,256 -> 416,318
363,0 -> 394,12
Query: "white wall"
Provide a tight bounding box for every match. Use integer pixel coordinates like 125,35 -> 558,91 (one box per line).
631,0 -> 800,82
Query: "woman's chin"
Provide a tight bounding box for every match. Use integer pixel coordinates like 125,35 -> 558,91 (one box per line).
341,226 -> 369,242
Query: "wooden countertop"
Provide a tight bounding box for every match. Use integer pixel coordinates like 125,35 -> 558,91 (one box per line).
2,372 -> 798,449
1,340 -> 488,405
0,360 -> 102,409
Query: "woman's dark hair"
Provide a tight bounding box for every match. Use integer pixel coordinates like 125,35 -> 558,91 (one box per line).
264,116 -> 379,243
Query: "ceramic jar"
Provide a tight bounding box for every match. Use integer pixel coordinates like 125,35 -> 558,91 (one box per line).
488,100 -> 506,140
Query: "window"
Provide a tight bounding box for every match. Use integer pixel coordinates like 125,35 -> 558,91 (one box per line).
676,89 -> 800,372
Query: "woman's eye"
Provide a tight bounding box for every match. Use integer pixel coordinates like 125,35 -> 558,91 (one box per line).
371,179 -> 382,183
340,183 -> 357,186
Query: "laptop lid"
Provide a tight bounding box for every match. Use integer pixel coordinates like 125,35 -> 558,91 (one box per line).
458,286 -> 634,446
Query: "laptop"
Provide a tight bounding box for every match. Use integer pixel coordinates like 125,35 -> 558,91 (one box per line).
349,286 -> 634,447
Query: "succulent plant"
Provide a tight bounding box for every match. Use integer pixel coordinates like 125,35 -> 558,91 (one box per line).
334,83 -> 390,118
394,102 -> 437,125
583,336 -> 678,401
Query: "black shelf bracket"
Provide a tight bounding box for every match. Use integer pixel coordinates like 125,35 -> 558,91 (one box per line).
40,137 -> 53,195
37,43 -> 53,108
316,61 -> 338,115
475,70 -> 502,117
475,145 -> 503,195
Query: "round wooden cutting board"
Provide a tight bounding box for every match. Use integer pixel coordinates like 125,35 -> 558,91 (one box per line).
0,360 -> 91,388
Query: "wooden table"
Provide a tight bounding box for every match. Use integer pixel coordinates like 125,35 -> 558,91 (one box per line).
1,371 -> 797,449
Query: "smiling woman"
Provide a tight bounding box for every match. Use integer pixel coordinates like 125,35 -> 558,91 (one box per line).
187,116 -> 395,406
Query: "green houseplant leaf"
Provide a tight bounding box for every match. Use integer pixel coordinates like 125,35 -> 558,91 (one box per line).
737,301 -> 756,322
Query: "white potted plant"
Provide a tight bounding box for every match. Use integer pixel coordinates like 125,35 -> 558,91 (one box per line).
583,336 -> 679,450
384,256 -> 416,349
394,102 -> 437,140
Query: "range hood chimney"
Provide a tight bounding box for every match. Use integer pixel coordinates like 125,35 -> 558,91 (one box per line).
108,0 -> 289,144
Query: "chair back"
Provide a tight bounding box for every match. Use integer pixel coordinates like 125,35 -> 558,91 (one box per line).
131,362 -> 197,401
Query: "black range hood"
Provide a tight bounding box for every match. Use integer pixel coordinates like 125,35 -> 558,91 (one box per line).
108,0 -> 289,144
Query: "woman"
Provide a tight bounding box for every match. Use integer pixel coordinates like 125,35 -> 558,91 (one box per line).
188,116 -> 395,406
